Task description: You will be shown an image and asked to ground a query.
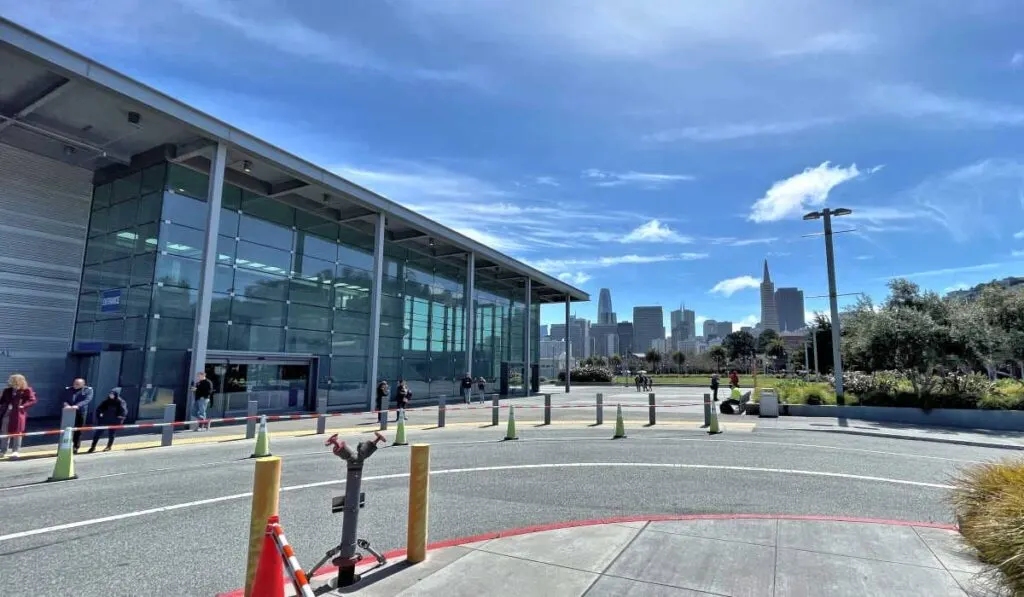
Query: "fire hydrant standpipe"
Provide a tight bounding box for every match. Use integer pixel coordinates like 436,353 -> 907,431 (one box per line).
318,431 -> 388,588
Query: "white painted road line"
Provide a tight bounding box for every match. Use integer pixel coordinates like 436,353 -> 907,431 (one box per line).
0,462 -> 953,543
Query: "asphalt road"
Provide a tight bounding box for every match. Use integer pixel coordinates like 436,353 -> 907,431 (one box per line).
0,422 -> 1009,596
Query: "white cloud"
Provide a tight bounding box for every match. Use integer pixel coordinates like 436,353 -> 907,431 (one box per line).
1012,51 -> 1024,68
621,219 -> 692,243
454,227 -> 526,253
531,253 -> 707,274
855,255 -> 873,261
1014,251 -> 1024,258
333,162 -> 509,200
736,314 -> 759,329
645,118 -> 836,143
773,31 -> 874,57
878,262 -> 1005,280
712,237 -> 779,247
709,275 -> 761,297
904,159 -> 1024,242
557,272 -> 592,286
869,84 -> 1024,127
1014,230 -> 1024,239
748,162 -> 863,222
943,283 -> 971,294
534,176 -> 560,186
583,169 -> 694,189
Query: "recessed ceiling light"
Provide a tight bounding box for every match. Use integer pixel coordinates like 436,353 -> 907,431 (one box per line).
243,160 -> 252,173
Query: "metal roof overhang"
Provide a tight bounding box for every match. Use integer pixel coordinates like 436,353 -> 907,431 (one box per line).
0,17 -> 588,305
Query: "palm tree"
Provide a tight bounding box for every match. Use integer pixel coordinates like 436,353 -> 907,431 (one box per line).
644,348 -> 662,373
671,351 -> 686,374
709,345 -> 727,372
610,354 -> 623,368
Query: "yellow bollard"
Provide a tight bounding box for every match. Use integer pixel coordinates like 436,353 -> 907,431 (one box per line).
407,444 -> 430,564
244,456 -> 281,597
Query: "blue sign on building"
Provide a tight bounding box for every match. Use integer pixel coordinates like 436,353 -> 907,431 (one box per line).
100,288 -> 122,313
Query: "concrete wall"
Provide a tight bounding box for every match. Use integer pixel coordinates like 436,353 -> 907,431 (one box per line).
784,404 -> 1024,431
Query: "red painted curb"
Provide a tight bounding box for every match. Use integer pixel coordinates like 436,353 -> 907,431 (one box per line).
215,513 -> 957,596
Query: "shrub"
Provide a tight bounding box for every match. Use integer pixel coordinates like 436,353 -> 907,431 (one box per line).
557,366 -> 613,383
952,459 -> 1024,594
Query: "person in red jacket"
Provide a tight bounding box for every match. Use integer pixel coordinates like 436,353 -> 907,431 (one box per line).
0,373 -> 38,459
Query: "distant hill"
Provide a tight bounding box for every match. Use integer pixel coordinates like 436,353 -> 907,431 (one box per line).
946,277 -> 1024,301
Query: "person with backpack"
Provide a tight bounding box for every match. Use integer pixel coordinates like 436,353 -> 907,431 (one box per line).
475,376 -> 487,402
191,371 -> 214,432
88,388 -> 127,452
634,374 -> 642,392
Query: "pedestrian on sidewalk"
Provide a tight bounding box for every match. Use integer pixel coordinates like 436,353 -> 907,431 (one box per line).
475,376 -> 486,402
394,380 -> 411,422
191,371 -> 213,432
634,373 -> 642,392
88,388 -> 127,453
710,373 -> 720,402
375,380 -> 390,418
460,373 -> 473,404
0,374 -> 36,459
63,378 -> 93,453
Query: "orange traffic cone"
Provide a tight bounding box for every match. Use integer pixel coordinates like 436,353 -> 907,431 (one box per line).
250,517 -> 285,597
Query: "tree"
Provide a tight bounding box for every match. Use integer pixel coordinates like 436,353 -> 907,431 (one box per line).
723,331 -> 756,365
708,345 -> 728,372
644,348 -> 662,373
609,354 -> 623,368
756,329 -> 780,354
671,351 -> 686,374
767,338 -> 788,362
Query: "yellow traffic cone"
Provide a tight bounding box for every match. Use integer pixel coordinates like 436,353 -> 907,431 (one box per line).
251,415 -> 272,458
613,404 -> 626,439
48,426 -> 77,482
393,409 -> 408,446
504,404 -> 518,440
709,403 -> 722,435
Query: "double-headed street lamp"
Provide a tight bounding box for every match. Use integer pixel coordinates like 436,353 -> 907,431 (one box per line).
803,207 -> 851,405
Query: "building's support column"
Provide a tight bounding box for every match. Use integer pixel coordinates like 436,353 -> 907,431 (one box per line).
524,278 -> 531,395
464,252 -> 475,378
187,142 -> 227,389
366,213 -> 386,410
564,294 -> 571,393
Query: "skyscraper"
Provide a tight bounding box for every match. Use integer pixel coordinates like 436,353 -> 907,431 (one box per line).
669,307 -> 696,349
633,306 -> 666,352
597,288 -> 616,325
760,260 -> 779,332
551,317 -> 591,360
617,322 -> 634,356
716,321 -> 733,338
775,287 -> 806,331
703,319 -> 718,338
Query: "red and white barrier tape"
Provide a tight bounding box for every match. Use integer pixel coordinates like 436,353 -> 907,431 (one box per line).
270,522 -> 315,597
0,400 -> 703,439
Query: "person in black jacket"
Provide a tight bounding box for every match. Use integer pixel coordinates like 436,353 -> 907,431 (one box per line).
88,388 -> 127,453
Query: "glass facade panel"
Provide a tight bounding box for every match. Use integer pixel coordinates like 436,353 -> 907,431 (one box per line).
74,160 -> 541,418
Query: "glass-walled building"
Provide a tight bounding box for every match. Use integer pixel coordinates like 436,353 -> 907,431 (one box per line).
0,18 -> 585,422
73,163 -> 546,420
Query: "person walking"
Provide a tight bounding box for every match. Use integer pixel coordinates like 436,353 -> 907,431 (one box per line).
475,376 -> 486,402
88,388 -> 127,453
460,373 -> 473,404
394,380 -> 411,422
634,374 -> 642,392
191,371 -> 214,432
64,378 -> 93,453
375,380 -> 390,420
729,370 -> 740,390
710,373 -> 720,402
0,374 -> 37,459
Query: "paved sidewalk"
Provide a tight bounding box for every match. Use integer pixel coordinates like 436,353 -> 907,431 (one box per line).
303,516 -> 1003,597
757,417 -> 1024,450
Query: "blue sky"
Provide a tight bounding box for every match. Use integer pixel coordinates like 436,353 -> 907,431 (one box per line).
5,0 -> 1024,332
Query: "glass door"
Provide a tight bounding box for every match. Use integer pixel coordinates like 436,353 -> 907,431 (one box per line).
205,359 -> 312,417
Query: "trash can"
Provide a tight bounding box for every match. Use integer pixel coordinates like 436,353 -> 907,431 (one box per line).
759,389 -> 779,418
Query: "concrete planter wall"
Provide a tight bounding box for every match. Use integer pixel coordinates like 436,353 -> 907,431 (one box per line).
784,404 -> 1024,431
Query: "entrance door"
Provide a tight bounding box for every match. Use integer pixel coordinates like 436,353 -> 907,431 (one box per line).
204,357 -> 314,418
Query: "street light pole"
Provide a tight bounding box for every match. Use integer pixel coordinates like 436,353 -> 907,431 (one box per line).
822,209 -> 845,404
804,207 -> 850,405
